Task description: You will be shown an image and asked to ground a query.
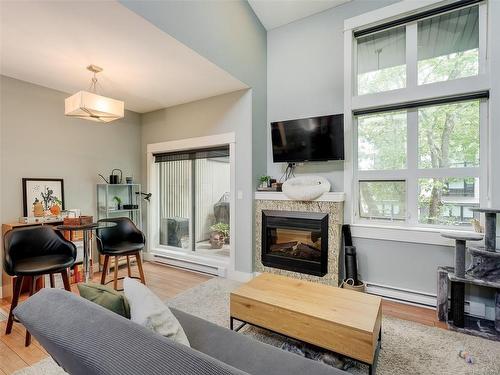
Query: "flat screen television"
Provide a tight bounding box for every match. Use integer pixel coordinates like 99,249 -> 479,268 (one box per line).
271,114 -> 344,163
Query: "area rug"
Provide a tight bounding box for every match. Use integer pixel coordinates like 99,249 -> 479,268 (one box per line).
14,278 -> 500,375
167,278 -> 500,375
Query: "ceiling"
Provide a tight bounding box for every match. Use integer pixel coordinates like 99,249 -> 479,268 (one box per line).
0,1 -> 247,113
248,0 -> 351,30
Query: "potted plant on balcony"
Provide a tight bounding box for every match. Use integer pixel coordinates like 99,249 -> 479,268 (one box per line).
209,222 -> 229,249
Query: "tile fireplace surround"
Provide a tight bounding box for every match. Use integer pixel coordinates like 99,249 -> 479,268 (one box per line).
255,192 -> 345,286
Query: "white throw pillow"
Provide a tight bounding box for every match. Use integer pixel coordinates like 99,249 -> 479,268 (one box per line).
123,277 -> 190,347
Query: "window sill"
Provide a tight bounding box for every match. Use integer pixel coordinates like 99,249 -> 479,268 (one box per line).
350,223 -> 471,246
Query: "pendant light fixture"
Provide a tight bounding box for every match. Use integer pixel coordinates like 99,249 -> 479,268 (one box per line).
65,65 -> 124,123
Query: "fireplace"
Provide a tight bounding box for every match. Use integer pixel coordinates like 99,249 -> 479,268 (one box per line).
261,210 -> 328,276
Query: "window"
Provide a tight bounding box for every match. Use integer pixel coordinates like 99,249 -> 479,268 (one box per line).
359,180 -> 406,220
357,111 -> 407,170
355,4 -> 481,95
418,100 -> 480,169
355,99 -> 483,227
417,6 -> 479,85
350,1 -> 488,228
357,26 -> 406,95
418,177 -> 479,225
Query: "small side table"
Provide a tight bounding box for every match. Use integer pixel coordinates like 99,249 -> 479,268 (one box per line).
56,222 -> 116,283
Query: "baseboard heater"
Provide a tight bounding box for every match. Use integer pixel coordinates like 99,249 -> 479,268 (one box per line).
365,281 -> 437,308
150,253 -> 222,276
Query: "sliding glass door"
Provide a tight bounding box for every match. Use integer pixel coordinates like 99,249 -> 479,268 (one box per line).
156,146 -> 230,260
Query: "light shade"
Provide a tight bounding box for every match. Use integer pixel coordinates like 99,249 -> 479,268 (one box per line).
65,91 -> 124,123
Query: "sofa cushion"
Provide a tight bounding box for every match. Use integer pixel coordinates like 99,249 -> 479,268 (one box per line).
77,282 -> 130,318
14,289 -> 249,375
124,277 -> 190,346
171,308 -> 346,375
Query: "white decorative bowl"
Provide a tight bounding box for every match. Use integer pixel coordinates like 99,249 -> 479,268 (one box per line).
282,176 -> 331,201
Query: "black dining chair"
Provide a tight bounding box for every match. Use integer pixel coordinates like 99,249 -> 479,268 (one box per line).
96,217 -> 146,291
3,225 -> 77,346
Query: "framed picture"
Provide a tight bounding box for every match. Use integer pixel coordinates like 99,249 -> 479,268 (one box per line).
22,178 -> 65,216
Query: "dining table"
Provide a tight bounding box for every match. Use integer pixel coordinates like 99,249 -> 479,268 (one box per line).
56,221 -> 116,283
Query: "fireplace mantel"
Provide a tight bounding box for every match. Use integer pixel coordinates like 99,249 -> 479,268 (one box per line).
255,191 -> 345,202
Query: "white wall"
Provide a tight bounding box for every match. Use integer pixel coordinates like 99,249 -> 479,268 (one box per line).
266,0 -> 498,312
141,90 -> 253,273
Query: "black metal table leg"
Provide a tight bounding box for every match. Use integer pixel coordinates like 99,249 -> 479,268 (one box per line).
230,317 -> 246,332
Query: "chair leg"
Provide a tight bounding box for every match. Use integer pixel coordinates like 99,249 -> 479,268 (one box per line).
113,256 -> 119,290
49,274 -> 55,288
61,269 -> 71,292
135,252 -> 146,285
6,275 -> 23,335
126,256 -> 131,277
25,276 -> 39,347
101,255 -> 109,285
73,264 -> 80,283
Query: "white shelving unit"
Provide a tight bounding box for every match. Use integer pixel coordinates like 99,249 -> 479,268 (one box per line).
96,184 -> 142,230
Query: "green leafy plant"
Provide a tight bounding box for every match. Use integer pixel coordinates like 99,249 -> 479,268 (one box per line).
210,222 -> 229,237
259,175 -> 270,184
113,196 -> 122,208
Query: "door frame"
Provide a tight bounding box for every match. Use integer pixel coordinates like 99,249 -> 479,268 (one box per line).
146,132 -> 236,276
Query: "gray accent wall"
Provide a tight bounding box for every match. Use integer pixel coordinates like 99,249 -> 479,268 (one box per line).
140,90 -> 254,273
266,0 -> 496,313
267,0 -> 398,187
121,0 -> 267,192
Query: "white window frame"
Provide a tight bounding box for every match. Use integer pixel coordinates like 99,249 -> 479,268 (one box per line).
344,0 -> 491,236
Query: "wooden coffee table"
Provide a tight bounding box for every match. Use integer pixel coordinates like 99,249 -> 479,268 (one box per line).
230,273 -> 382,374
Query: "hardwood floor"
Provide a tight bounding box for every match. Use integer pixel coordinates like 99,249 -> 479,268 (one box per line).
0,262 -> 444,374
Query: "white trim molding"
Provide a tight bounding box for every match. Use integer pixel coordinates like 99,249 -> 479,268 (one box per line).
147,132 -> 236,154
254,191 -> 345,202
345,0 -> 449,32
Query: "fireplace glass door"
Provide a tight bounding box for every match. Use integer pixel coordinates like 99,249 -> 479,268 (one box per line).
262,210 -> 328,276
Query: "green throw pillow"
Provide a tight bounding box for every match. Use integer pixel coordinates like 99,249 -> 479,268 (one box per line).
77,282 -> 130,318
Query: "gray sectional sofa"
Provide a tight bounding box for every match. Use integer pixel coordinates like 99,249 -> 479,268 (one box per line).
15,289 -> 345,375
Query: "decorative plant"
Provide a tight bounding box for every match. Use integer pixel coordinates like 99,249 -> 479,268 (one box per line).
259,175 -> 271,188
209,222 -> 229,249
40,187 -> 55,210
113,196 -> 122,209
210,222 -> 229,237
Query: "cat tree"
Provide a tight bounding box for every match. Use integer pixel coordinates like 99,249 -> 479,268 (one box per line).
437,208 -> 500,340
